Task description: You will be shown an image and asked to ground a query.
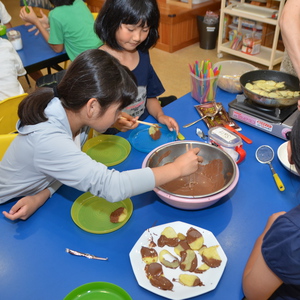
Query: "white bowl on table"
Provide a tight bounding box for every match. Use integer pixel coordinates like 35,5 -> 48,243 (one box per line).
213,60 -> 258,94
277,141 -> 299,176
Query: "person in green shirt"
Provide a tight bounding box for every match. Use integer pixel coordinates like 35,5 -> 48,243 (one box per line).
20,0 -> 102,61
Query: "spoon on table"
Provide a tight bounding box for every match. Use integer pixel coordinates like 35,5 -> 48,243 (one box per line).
196,128 -> 208,141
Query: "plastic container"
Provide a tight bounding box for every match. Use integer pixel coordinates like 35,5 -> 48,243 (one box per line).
228,24 -> 262,39
208,126 -> 246,163
0,24 -> 6,36
241,33 -> 261,55
7,30 -> 23,50
213,60 -> 258,93
190,72 -> 219,103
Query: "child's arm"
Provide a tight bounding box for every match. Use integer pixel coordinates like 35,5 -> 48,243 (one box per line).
4,22 -> 12,28
26,9 -> 50,36
146,97 -> 179,134
280,0 -> 300,79
152,147 -> 202,186
242,212 -> 285,300
2,189 -> 51,221
19,6 -> 64,53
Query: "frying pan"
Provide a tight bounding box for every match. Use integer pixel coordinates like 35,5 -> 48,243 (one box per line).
240,70 -> 300,108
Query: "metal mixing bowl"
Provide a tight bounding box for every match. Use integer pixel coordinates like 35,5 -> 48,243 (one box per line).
142,141 -> 239,210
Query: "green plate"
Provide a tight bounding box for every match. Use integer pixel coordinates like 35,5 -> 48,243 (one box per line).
64,282 -> 132,300
71,192 -> 133,234
82,135 -> 131,167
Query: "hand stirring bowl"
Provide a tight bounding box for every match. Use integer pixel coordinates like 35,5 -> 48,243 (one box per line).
255,145 -> 285,191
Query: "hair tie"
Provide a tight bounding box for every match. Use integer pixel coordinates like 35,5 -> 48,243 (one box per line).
53,86 -> 60,98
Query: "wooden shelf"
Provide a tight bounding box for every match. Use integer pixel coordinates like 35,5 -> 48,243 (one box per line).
224,2 -> 278,25
217,0 -> 285,69
219,42 -> 284,67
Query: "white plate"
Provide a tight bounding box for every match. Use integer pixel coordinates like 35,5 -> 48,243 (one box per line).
277,142 -> 299,176
129,221 -> 227,300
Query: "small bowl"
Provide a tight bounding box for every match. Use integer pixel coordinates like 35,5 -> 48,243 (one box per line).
213,60 -> 258,94
142,141 -> 239,210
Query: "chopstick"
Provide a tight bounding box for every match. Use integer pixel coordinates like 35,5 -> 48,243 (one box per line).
186,143 -> 196,189
119,117 -> 161,128
136,120 -> 161,127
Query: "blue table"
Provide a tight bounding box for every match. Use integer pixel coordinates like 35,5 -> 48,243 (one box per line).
0,89 -> 299,300
13,24 -> 69,74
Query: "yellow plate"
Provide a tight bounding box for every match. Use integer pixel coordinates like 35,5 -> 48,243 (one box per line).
82,135 -> 131,167
71,192 -> 133,234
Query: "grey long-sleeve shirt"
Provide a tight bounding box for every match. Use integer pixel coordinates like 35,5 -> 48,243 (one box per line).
0,97 -> 155,203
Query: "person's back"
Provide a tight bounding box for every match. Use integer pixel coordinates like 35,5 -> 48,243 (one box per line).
0,38 -> 26,101
49,0 -> 102,61
0,1 -> 12,28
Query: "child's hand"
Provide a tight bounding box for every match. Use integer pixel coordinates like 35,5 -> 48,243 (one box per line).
157,115 -> 179,134
20,6 -> 39,24
173,148 -> 203,177
26,9 -> 49,35
114,112 -> 139,132
2,189 -> 50,221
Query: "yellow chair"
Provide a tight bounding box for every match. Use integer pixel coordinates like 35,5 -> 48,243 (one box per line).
92,12 -> 98,20
85,0 -> 103,13
0,134 -> 18,161
0,93 -> 28,134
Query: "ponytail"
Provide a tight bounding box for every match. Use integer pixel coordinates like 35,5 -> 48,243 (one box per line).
18,49 -> 137,127
18,88 -> 55,127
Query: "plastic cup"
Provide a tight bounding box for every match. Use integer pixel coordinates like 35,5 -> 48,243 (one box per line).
190,73 -> 219,103
0,24 -> 6,36
7,30 -> 23,51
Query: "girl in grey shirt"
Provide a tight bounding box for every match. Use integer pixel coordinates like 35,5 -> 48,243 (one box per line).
0,49 -> 201,221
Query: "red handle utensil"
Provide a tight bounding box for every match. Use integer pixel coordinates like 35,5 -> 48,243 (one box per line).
223,123 -> 253,144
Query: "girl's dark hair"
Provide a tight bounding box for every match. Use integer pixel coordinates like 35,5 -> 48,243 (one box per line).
95,0 -> 160,52
18,49 -> 137,126
290,114 -> 300,174
49,0 -> 74,7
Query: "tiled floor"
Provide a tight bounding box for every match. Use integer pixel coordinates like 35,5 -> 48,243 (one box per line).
4,0 -> 279,98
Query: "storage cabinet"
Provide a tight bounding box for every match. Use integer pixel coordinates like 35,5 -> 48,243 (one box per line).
217,0 -> 286,69
157,0 -> 221,52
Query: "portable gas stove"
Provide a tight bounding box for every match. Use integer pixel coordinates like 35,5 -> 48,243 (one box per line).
228,95 -> 300,140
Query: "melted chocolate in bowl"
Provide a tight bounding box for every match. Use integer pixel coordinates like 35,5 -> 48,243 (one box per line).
161,159 -> 226,196
146,141 -> 236,198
